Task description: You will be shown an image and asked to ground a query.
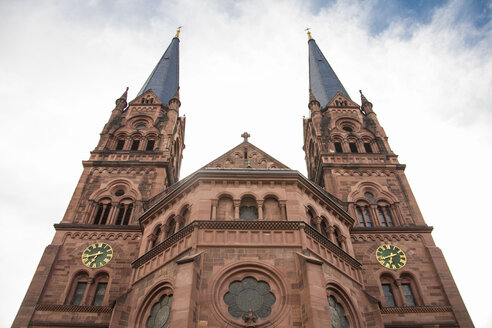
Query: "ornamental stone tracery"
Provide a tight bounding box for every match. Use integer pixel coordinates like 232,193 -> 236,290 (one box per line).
223,277 -> 276,320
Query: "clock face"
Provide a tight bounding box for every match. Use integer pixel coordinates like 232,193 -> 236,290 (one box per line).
376,244 -> 406,270
82,242 -> 113,268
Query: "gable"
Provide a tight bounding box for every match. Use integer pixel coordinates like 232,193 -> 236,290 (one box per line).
326,92 -> 359,108
203,141 -> 290,170
128,90 -> 164,106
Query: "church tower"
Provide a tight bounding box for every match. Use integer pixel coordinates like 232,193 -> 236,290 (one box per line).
303,32 -> 473,327
14,31 -> 472,328
13,32 -> 185,327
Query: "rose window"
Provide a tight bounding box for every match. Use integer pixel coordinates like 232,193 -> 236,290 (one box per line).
223,277 -> 276,320
146,294 -> 173,328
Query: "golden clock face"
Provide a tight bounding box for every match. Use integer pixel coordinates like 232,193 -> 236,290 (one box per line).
376,244 -> 406,270
82,242 -> 113,268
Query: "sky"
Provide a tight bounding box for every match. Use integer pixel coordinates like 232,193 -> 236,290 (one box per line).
1,0 -> 491,326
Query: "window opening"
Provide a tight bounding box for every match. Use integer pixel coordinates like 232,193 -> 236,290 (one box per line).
131,140 -> 140,151
364,192 -> 374,199
167,219 -> 176,237
328,296 -> 349,328
122,204 -> 133,225
342,126 -> 353,132
93,204 -> 104,224
115,189 -> 125,196
100,204 -> 111,225
115,139 -> 125,150
152,227 -> 161,248
349,142 -> 358,153
146,140 -> 155,151
364,143 -> 373,153
382,284 -> 396,307
378,206 -> 394,227
356,205 -> 372,227
115,204 -> 125,225
334,142 -> 343,153
92,283 -> 107,306
71,282 -> 87,305
402,284 -> 416,306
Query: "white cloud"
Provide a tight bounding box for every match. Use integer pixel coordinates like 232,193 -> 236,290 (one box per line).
1,0 -> 490,326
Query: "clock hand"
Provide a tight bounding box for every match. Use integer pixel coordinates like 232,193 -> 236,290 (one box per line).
381,253 -> 397,260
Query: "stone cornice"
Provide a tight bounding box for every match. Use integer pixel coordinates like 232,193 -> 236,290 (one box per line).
82,161 -> 168,168
351,226 -> 433,234
35,304 -> 113,313
54,223 -> 141,232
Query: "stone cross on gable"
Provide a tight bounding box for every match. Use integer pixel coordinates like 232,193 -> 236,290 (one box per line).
241,132 -> 251,142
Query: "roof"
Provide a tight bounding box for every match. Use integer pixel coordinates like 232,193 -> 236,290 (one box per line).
137,37 -> 179,105
308,38 -> 350,107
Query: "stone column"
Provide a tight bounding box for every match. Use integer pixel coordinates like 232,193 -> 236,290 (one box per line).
257,200 -> 264,220
312,216 -> 322,231
211,199 -> 218,220
327,226 -> 336,244
279,200 -> 287,220
369,204 -> 379,226
234,200 -> 240,220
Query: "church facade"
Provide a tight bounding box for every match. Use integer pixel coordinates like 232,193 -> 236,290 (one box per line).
13,31 -> 473,328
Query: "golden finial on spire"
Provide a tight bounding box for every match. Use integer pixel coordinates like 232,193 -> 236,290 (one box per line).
305,27 -> 312,40
175,26 -> 182,38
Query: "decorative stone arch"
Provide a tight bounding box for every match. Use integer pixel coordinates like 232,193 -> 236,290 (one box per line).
210,261 -> 288,328
325,282 -> 363,328
87,271 -> 110,306
64,269 -> 90,304
148,222 -> 164,250
89,178 -> 142,201
334,117 -> 362,133
134,281 -> 174,328
348,181 -> 398,204
127,115 -> 154,130
332,224 -> 346,250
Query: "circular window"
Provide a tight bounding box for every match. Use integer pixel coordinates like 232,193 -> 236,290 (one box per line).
115,189 -> 125,196
342,126 -> 353,132
364,192 -> 374,199
224,277 -> 276,320
136,124 -> 146,130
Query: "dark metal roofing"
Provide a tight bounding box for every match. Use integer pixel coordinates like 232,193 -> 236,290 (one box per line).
308,38 -> 350,107
137,37 -> 179,105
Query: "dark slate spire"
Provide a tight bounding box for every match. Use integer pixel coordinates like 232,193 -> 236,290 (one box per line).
137,33 -> 180,105
308,34 -> 350,107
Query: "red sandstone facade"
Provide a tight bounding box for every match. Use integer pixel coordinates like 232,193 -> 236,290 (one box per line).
13,34 -> 473,327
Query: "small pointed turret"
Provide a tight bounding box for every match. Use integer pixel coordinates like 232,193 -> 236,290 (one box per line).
137,31 -> 180,105
168,87 -> 181,109
359,90 -> 374,115
308,34 -> 350,108
115,87 -> 128,111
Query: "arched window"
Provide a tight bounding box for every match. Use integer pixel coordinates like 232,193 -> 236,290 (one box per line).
320,218 -> 329,237
239,196 -> 258,221
355,203 -> 372,227
326,284 -> 360,328
67,271 -> 90,305
114,199 -> 134,225
151,225 -> 162,249
166,217 -> 177,238
89,272 -> 109,306
333,226 -> 345,249
93,198 -> 112,225
306,208 -> 317,229
115,138 -> 126,150
263,197 -> 281,220
180,206 -> 191,228
400,273 -> 421,306
217,195 -> 234,220
377,205 -> 394,227
146,139 -> 156,151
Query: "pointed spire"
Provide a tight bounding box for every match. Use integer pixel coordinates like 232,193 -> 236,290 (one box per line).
308,37 -> 350,108
115,87 -> 129,111
137,34 -> 180,106
359,90 -> 374,114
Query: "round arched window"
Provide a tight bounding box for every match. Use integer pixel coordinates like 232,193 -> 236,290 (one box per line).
146,294 -> 173,328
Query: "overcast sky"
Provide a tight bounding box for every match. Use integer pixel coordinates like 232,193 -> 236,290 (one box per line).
1,0 -> 491,327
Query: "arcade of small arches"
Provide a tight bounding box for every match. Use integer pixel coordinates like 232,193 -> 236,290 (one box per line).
112,133 -> 158,152
306,207 -> 349,252
212,194 -> 287,221
348,183 -> 403,228
146,205 -> 191,251
85,181 -> 140,226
